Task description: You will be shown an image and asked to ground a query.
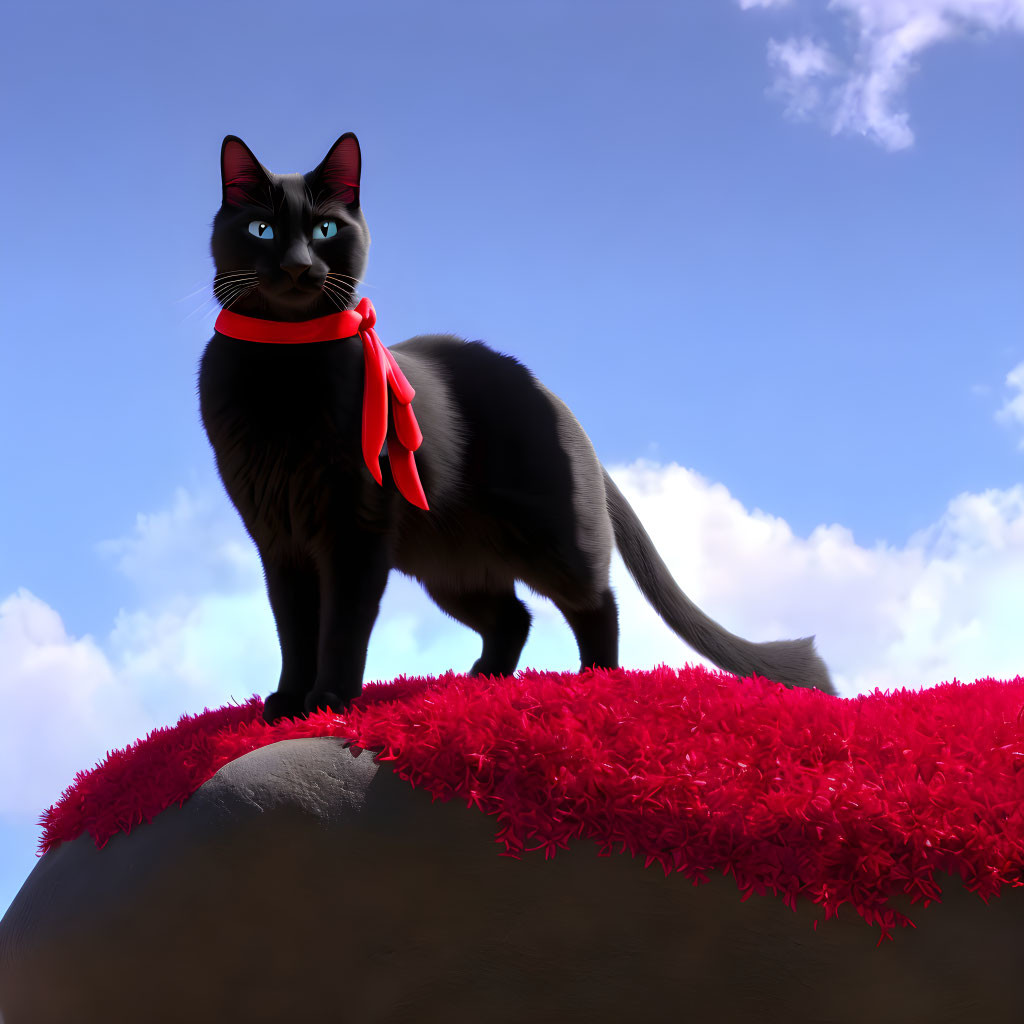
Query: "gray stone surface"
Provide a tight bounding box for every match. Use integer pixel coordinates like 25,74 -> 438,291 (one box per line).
1,736 -> 1022,1023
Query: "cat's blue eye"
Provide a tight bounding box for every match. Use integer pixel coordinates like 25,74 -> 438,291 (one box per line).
312,219 -> 338,240
248,220 -> 274,239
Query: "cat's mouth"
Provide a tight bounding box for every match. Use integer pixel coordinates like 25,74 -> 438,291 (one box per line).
265,278 -> 329,314
273,275 -> 323,296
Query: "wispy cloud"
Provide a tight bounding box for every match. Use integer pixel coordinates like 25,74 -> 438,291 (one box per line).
996,360 -> 1024,447
5,462 -> 1024,818
98,488 -> 262,600
767,36 -> 841,119
742,0 -> 1024,149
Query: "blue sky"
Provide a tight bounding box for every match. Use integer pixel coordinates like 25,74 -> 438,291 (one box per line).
2,0 -> 1022,914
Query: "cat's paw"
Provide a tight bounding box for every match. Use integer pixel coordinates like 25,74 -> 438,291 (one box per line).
262,690 -> 306,724
304,689 -> 352,715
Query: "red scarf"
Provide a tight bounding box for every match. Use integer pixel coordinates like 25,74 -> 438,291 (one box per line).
214,298 -> 428,510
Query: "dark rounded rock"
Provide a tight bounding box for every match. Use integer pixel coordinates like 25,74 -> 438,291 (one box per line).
2,737 -> 1023,1023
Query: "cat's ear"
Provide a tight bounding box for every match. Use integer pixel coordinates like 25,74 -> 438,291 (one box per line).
314,133 -> 361,206
221,136 -> 271,208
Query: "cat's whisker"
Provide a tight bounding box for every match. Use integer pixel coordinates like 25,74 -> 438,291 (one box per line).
182,286 -> 242,323
323,279 -> 354,302
213,278 -> 259,296
330,276 -> 377,294
325,286 -> 354,305
222,288 -> 255,312
181,301 -> 219,324
322,288 -> 345,312
177,283 -> 224,304
323,272 -> 353,288
213,287 -> 257,304
322,287 -> 352,312
323,276 -> 353,292
179,271 -> 245,299
186,274 -> 255,309
220,281 -> 257,299
213,291 -> 245,310
214,277 -> 256,291
326,277 -> 370,300
215,283 -> 258,311
214,275 -> 258,289
213,275 -> 257,291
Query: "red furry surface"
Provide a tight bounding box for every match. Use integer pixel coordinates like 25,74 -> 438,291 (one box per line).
39,666 -> 1024,938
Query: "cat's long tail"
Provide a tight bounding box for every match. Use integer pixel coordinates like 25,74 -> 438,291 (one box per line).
603,470 -> 835,695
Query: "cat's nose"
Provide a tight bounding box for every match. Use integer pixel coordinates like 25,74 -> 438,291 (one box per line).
281,247 -> 312,282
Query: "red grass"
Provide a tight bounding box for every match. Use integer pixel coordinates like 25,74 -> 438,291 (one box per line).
38,665 -> 1024,938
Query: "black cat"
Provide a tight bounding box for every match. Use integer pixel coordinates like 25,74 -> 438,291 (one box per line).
199,133 -> 835,723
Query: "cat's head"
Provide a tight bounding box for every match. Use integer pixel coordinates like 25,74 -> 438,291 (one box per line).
210,134 -> 370,321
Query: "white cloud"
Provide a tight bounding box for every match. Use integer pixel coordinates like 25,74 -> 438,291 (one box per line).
98,487 -> 262,600
740,0 -> 792,8
769,36 -> 839,78
746,0 -> 1024,149
605,461 -> 1024,695
996,361 -> 1024,447
829,7 -> 957,150
6,464 -> 1024,821
107,591 -> 280,715
767,37 -> 841,119
0,495 -> 282,818
0,590 -> 149,816
97,487 -> 282,717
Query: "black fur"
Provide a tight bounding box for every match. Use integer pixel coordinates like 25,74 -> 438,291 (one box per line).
199,135 -> 834,723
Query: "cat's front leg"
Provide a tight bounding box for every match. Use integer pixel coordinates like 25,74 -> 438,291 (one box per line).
305,532 -> 392,714
262,557 -> 321,723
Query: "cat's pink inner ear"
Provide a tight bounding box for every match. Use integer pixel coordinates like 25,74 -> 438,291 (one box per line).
222,139 -> 267,206
320,135 -> 360,205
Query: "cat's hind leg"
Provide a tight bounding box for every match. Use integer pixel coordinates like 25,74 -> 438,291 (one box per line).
553,587 -> 620,671
426,585 -> 531,678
